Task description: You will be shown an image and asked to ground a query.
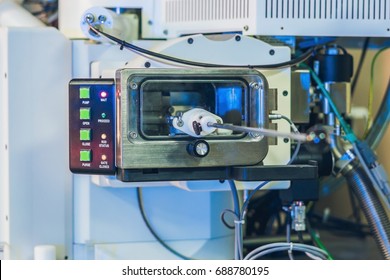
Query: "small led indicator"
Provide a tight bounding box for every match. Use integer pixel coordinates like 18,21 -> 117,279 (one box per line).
101,133 -> 107,140
101,113 -> 107,119
100,91 -> 107,98
101,154 -> 107,161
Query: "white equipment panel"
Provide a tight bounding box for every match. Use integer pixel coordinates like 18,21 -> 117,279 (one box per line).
154,0 -> 390,37
0,27 -> 72,259
60,0 -> 390,39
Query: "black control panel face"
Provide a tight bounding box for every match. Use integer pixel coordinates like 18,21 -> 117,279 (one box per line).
69,79 -> 115,175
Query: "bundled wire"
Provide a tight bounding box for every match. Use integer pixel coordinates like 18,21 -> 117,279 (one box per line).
222,115 -> 320,260
224,115 -> 302,225
87,24 -> 316,69
244,242 -> 329,260
306,219 -> 334,260
239,116 -> 331,260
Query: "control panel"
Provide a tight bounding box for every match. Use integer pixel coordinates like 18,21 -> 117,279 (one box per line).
69,79 -> 115,174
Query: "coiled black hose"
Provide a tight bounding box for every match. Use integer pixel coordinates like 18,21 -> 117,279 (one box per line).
344,166 -> 390,259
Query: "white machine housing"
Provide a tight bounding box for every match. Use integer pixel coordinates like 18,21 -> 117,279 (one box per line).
6,0 -> 381,260
60,0 -> 390,39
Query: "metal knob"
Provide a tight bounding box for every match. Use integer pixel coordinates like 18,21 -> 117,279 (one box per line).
187,140 -> 210,158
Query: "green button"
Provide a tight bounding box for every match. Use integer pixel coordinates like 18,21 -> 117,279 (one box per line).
80,108 -> 91,120
80,150 -> 92,162
80,87 -> 90,99
80,129 -> 91,141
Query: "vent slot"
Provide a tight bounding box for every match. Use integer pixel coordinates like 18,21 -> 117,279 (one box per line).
165,0 -> 250,22
264,0 -> 390,20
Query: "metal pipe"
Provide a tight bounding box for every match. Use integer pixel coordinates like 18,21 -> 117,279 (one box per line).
344,166 -> 390,259
326,114 -> 390,259
320,79 -> 390,197
208,122 -> 309,142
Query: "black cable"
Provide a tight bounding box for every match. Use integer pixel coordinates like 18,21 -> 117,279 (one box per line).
351,37 -> 370,95
297,231 -> 304,243
136,187 -> 193,260
308,213 -> 371,237
88,24 -> 318,69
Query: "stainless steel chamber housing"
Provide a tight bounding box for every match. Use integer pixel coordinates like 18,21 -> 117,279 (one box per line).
116,68 -> 270,169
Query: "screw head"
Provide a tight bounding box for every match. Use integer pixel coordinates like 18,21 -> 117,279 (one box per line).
243,25 -> 249,31
235,35 -> 241,41
282,90 -> 288,96
129,131 -> 138,139
168,107 -> 175,114
187,38 -> 194,44
85,13 -> 95,23
269,49 -> 275,56
98,15 -> 107,23
130,82 -> 138,90
283,138 -> 289,143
